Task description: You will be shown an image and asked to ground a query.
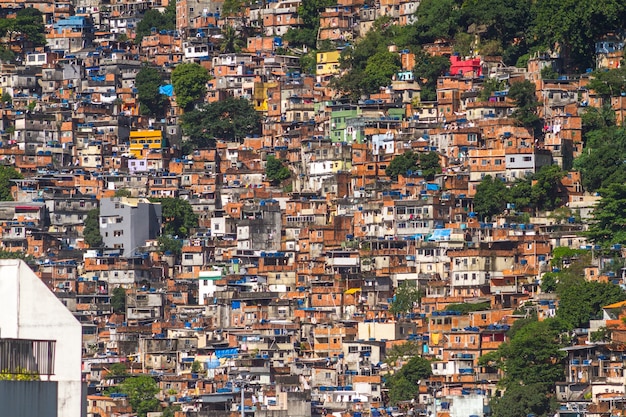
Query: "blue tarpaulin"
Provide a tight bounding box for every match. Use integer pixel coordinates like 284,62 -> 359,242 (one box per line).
427,229 -> 451,241
215,348 -> 239,358
159,84 -> 174,97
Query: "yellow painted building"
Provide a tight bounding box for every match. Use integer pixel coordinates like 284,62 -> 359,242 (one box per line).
129,130 -> 163,158
253,80 -> 278,113
316,50 -> 341,76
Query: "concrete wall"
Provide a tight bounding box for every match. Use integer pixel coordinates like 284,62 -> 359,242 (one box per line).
100,197 -> 162,256
0,380 -> 58,417
0,260 -> 84,417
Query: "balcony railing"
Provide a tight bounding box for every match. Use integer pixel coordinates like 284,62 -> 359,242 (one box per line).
0,338 -> 56,377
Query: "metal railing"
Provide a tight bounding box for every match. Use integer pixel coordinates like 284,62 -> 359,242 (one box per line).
0,338 -> 56,377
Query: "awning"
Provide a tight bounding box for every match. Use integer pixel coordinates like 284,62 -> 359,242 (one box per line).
345,288 -> 361,295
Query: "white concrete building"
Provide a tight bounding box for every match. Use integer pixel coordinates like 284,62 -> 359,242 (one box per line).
0,259 -> 84,417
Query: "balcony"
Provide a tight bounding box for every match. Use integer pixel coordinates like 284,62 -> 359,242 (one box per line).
0,338 -> 56,377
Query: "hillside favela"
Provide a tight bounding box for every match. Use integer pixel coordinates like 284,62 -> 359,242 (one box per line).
5,1 -> 626,417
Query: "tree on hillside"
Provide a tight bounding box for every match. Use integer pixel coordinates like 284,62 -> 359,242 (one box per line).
490,383 -> 556,417
386,355 -> 432,404
574,125 -> 626,192
508,79 -> 540,132
0,165 -> 22,201
413,0 -> 462,43
530,165 -> 565,211
181,97 -> 261,146
385,151 -> 420,181
419,151 -> 442,180
412,50 -> 451,101
111,287 -> 126,314
283,0 -> 336,49
390,281 -> 422,316
472,175 -> 508,220
150,198 -> 198,238
135,66 -> 168,117
530,0 -> 626,71
587,183 -> 626,247
557,280 -> 626,328
171,63 -> 210,111
84,208 -> 103,248
265,156 -> 291,185
0,7 -> 46,49
119,375 -> 160,417
219,25 -> 244,53
135,3 -> 175,43
486,317 -> 569,391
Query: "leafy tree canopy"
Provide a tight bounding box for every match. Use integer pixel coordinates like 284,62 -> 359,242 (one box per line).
135,66 -> 168,117
111,287 -> 126,314
171,63 -> 210,111
473,175 -> 508,220
265,155 -> 291,184
575,125 -> 626,192
84,208 -> 104,248
412,50 -> 451,101
150,198 -> 198,238
492,317 -> 569,390
181,97 -> 261,146
135,3 -> 175,43
491,383 -> 556,417
390,281 -> 422,316
557,280 -> 626,328
118,375 -> 160,417
0,165 -> 22,201
0,8 -> 46,48
386,355 -> 432,404
284,0 -> 336,49
586,183 -> 626,246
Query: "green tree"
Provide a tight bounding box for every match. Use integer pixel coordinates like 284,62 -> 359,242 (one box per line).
265,155 -> 291,184
386,151 -> 420,181
158,235 -> 184,256
0,8 -> 46,49
574,125 -> 626,192
135,3 -> 176,43
529,0 -> 626,70
540,272 -> 558,293
413,0 -> 462,43
508,79 -> 540,132
419,151 -> 442,180
119,375 -> 160,417
491,383 -> 556,417
473,175 -> 508,220
181,97 -> 261,145
386,355 -> 432,404
588,68 -> 626,101
171,63 -> 210,111
508,177 -> 532,210
479,78 -> 507,101
413,50 -> 451,101
135,66 -> 168,117
283,0 -> 335,49
114,188 -> 132,198
0,165 -> 22,201
107,362 -> 128,378
530,165 -> 565,211
587,183 -> 626,246
152,198 -> 198,238
390,281 -> 421,316
219,25 -> 244,53
496,317 -> 569,390
111,287 -> 127,314
362,50 -> 401,92
84,208 -> 104,248
557,280 -> 626,328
